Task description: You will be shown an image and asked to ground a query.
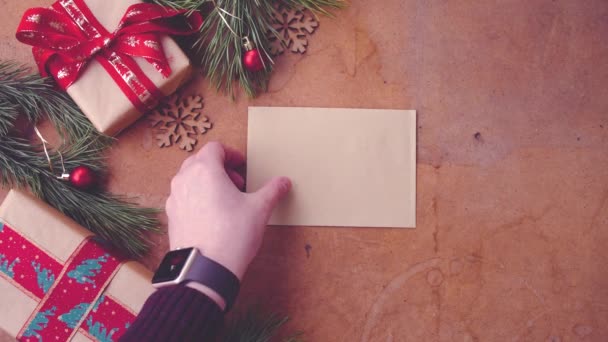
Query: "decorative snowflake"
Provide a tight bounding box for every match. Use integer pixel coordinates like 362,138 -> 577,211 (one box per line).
56,67 -> 70,79
27,14 -> 41,24
49,21 -> 65,32
126,36 -> 139,47
267,5 -> 319,55
149,94 -> 212,152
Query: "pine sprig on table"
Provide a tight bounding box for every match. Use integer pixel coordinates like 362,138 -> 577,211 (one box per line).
0,62 -> 111,148
200,0 -> 275,98
0,136 -> 159,256
223,307 -> 302,342
152,0 -> 345,98
0,62 -> 159,257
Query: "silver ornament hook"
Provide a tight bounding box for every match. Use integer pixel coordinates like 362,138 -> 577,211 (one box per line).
33,126 -> 68,180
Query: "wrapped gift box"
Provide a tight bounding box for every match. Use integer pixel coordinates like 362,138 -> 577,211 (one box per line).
16,0 -> 201,136
0,190 -> 154,341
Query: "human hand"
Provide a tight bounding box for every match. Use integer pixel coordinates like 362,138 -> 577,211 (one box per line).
166,142 -> 291,282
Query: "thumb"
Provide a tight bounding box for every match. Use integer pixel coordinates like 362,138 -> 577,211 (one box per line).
253,177 -> 292,211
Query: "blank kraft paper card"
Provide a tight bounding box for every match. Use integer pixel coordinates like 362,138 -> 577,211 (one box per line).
247,107 -> 416,228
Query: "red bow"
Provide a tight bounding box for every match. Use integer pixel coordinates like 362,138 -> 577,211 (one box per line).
16,0 -> 202,112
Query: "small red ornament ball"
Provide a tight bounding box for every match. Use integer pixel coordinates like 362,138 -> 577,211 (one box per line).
243,48 -> 264,72
69,166 -> 96,190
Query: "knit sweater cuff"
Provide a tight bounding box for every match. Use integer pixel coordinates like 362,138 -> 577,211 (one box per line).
119,284 -> 224,342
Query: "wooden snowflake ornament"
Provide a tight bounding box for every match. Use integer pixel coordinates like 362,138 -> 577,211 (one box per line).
149,94 -> 212,152
268,6 -> 319,55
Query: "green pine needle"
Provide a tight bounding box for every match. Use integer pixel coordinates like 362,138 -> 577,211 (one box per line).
0,62 -> 111,148
223,307 -> 302,342
0,62 -> 160,257
152,0 -> 345,98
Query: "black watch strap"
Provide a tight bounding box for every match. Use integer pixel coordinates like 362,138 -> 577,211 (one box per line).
186,253 -> 240,312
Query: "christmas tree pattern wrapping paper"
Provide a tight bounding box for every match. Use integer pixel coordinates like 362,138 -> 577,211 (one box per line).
15,0 -> 201,136
0,190 -> 154,341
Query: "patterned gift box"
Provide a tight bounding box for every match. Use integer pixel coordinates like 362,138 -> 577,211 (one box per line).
0,190 -> 154,341
16,0 -> 202,136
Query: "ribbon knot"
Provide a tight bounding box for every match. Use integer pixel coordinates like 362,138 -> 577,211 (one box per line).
101,36 -> 112,48
16,0 -> 202,113
73,34 -> 111,62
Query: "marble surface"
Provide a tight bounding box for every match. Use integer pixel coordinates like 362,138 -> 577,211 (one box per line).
1,0 -> 608,341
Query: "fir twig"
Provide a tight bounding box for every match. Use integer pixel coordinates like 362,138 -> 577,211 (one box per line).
0,62 -> 111,147
39,182 -> 159,257
0,62 -> 160,257
0,136 -> 159,256
223,307 -> 302,342
152,0 -> 345,98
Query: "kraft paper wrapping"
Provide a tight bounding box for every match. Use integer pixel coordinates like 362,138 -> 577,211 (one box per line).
0,190 -> 154,338
247,107 -> 417,228
66,0 -> 193,136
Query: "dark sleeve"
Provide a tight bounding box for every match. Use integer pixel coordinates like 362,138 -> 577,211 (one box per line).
119,284 -> 224,342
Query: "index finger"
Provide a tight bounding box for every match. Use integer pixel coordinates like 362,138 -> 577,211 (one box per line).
223,146 -> 245,169
196,141 -> 245,169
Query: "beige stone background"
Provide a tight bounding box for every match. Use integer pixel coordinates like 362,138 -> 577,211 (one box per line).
2,0 -> 608,341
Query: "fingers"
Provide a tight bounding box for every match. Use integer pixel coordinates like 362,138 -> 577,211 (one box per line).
252,177 -> 292,211
227,169 -> 245,190
194,141 -> 245,169
180,142 -> 245,172
223,146 -> 245,169
183,142 -> 246,190
196,141 -> 225,164
179,154 -> 198,171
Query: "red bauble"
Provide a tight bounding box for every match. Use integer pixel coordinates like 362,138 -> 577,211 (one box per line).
243,48 -> 264,72
69,166 -> 96,190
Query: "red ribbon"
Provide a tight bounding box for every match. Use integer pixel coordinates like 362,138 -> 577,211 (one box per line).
0,222 -> 136,341
16,0 -> 202,113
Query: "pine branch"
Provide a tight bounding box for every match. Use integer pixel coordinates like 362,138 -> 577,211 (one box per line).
39,182 -> 159,257
0,99 -> 19,136
0,136 -> 159,257
195,0 -> 276,98
223,307 -> 302,342
0,62 -> 111,148
0,61 -> 160,257
152,0 -> 345,98
153,0 -> 345,12
0,137 -> 43,191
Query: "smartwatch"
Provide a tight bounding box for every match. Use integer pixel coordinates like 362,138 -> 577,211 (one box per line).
152,247 -> 240,311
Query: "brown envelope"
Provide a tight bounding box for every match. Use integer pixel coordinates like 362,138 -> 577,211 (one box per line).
246,107 -> 416,228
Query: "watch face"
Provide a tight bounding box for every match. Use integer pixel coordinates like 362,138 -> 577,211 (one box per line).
152,248 -> 195,284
